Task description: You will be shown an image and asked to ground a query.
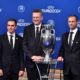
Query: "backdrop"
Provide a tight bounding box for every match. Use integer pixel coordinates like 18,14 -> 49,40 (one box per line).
0,0 -> 80,59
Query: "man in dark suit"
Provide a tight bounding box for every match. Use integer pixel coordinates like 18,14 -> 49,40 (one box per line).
0,19 -> 24,80
57,15 -> 80,80
23,9 -> 51,80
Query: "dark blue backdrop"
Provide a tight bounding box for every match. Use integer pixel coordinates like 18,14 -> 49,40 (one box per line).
0,0 -> 80,59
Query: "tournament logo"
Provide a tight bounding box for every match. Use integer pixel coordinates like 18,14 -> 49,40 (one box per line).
47,19 -> 55,27
56,37 -> 61,41
78,6 -> 80,13
42,5 -> 62,14
78,20 -> 80,28
47,19 -> 61,41
18,5 -> 25,13
18,32 -> 23,37
17,19 -> 30,26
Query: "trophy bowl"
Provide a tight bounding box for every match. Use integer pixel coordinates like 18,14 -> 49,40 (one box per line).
41,24 -> 55,63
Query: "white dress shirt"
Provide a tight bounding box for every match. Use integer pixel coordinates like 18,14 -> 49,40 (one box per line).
68,28 -> 78,46
7,32 -> 15,48
35,23 -> 42,37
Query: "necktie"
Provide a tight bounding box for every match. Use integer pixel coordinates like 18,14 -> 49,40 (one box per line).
36,27 -> 39,38
35,27 -> 40,46
69,32 -> 73,47
10,35 -> 13,49
35,27 -> 41,52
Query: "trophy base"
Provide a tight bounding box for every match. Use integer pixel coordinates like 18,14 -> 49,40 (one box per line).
41,59 -> 57,64
43,58 -> 51,64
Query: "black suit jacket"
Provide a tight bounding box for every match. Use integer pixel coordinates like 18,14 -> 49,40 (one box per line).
0,33 -> 24,74
23,24 -> 45,67
59,30 -> 80,75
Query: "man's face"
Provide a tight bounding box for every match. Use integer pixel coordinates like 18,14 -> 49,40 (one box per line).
68,16 -> 78,30
7,21 -> 16,34
32,12 -> 43,25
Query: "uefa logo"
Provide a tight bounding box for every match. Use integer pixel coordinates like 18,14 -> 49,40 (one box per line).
18,32 -> 23,37
47,19 -> 55,27
42,5 -> 62,14
18,19 -> 24,23
78,20 -> 80,28
17,19 -> 30,26
47,19 -> 61,41
56,37 -> 61,41
48,6 -> 55,10
78,6 -> 80,13
18,5 -> 25,13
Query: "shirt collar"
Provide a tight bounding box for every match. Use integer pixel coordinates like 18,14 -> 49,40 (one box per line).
35,23 -> 42,28
7,32 -> 15,37
70,28 -> 78,34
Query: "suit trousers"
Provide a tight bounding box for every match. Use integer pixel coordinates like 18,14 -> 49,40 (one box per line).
26,63 -> 49,80
0,69 -> 18,80
64,69 -> 80,80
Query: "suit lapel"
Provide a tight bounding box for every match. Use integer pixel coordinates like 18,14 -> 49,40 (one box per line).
72,31 -> 79,48
65,32 -> 69,46
14,34 -> 18,50
64,31 -> 79,49
31,24 -> 35,38
4,34 -> 11,49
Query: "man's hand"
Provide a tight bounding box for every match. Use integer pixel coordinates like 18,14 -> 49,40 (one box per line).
57,56 -> 64,62
0,69 -> 3,76
31,56 -> 44,62
18,70 -> 24,77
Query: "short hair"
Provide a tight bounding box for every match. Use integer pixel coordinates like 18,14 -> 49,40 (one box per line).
32,9 -> 42,15
68,15 -> 78,21
8,18 -> 17,25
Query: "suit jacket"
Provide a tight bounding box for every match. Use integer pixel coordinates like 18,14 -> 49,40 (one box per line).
23,23 -> 45,67
59,30 -> 80,75
0,33 -> 24,74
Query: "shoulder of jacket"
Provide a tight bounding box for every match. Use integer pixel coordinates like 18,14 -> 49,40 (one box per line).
25,24 -> 33,29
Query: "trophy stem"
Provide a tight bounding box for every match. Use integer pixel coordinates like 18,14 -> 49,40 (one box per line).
44,51 -> 51,63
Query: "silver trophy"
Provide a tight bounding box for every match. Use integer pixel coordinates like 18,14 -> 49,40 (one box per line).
41,24 -> 55,63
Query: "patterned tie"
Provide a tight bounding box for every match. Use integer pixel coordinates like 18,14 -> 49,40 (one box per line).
69,32 -> 73,47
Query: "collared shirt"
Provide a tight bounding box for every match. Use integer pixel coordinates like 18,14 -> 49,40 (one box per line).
68,28 -> 78,45
35,23 -> 42,37
7,32 -> 15,48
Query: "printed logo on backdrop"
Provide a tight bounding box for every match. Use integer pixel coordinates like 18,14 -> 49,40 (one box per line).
78,6 -> 80,13
17,19 -> 30,27
0,8 -> 2,13
78,20 -> 80,28
56,37 -> 61,42
18,5 -> 25,13
47,19 -> 61,41
47,19 -> 55,27
18,32 -> 23,37
42,5 -> 62,14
